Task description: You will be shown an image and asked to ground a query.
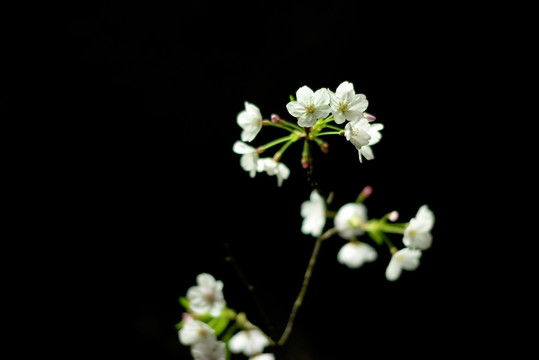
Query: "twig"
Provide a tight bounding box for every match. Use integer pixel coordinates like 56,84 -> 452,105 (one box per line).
277,227 -> 338,346
224,242 -> 277,342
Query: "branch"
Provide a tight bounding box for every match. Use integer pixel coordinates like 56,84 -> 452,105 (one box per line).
277,227 -> 338,346
224,242 -> 277,342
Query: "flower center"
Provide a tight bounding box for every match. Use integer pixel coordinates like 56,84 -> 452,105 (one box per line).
305,103 -> 315,115
204,293 -> 215,303
338,102 -> 349,113
348,214 -> 362,228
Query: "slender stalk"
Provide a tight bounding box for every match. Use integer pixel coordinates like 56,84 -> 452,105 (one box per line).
277,227 -> 338,346
273,137 -> 297,161
323,124 -> 343,132
257,135 -> 294,153
224,242 -> 277,341
316,131 -> 343,136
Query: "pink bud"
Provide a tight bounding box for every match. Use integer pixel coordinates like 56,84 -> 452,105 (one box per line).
271,113 -> 281,123
363,112 -> 376,122
301,156 -> 310,169
319,141 -> 329,154
388,211 -> 399,222
360,185 -> 373,198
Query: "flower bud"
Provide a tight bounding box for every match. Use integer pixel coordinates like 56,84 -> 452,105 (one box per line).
319,141 -> 329,154
301,154 -> 310,169
388,211 -> 399,222
356,185 -> 373,203
271,113 -> 281,123
363,112 -> 376,122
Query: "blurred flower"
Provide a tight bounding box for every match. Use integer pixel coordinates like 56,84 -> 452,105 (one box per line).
187,273 -> 226,317
229,329 -> 270,357
178,318 -> 216,346
334,203 -> 368,239
191,340 -> 226,360
403,205 -> 435,250
250,354 -> 275,360
300,190 -> 326,237
385,248 -> 422,281
286,86 -> 331,127
257,158 -> 290,187
237,102 -> 263,142
329,81 -> 369,124
337,241 -> 377,268
233,141 -> 259,178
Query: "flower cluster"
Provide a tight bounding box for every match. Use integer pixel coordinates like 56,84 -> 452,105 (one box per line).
233,81 -> 383,186
300,188 -> 435,281
177,273 -> 274,360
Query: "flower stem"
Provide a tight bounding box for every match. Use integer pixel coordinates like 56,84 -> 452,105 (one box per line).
316,131 -> 343,136
278,227 -> 338,346
379,223 -> 408,234
322,124 -> 343,132
257,135 -> 294,153
224,242 -> 277,342
273,137 -> 297,162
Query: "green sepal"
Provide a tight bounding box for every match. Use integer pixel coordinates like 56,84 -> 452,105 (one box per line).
178,296 -> 190,311
208,314 -> 230,337
367,229 -> 384,246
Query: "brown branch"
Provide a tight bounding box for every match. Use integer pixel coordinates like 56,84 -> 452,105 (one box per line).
277,227 -> 338,346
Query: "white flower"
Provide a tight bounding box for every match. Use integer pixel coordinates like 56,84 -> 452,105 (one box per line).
186,273 -> 226,317
329,81 -> 369,124
334,203 -> 368,239
178,318 -> 217,346
337,241 -> 378,268
257,158 -> 290,187
237,101 -> 263,142
385,248 -> 422,281
250,354 -> 276,360
191,340 -> 226,360
345,118 -> 371,150
286,86 -> 331,127
300,190 -> 326,237
233,141 -> 259,178
403,205 -> 435,250
229,329 -> 270,356
357,122 -> 384,163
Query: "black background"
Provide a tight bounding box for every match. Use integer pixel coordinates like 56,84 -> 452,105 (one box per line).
4,1 -> 523,359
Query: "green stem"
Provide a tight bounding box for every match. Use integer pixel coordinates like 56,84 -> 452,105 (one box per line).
257,135 -> 294,153
379,223 -> 409,234
323,124 -> 343,132
281,119 -> 306,132
278,228 -> 338,346
273,137 -> 297,161
316,131 -> 343,136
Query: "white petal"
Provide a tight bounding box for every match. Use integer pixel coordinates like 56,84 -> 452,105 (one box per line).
297,113 -> 317,128
335,81 -> 354,98
233,141 -> 255,154
286,101 -> 306,118
385,257 -> 402,281
296,85 -> 314,104
229,332 -> 249,354
313,88 -> 330,106
416,205 -> 435,231
333,112 -> 347,124
197,273 -> 216,289
360,145 -> 374,161
367,123 -> 384,145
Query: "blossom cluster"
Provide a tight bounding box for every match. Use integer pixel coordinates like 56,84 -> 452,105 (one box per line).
233,81 -> 384,186
301,188 -> 435,281
177,273 -> 274,360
